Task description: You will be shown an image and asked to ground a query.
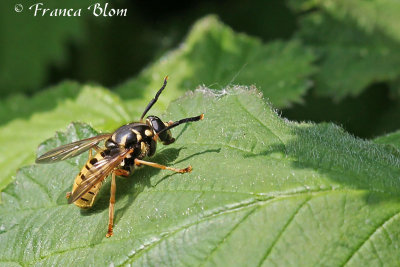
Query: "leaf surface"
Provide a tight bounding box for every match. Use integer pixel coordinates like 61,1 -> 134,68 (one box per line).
1,87 -> 400,266
374,130 -> 400,150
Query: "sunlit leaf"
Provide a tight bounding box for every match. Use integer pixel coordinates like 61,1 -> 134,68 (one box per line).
1,87 -> 399,266
374,130 -> 400,150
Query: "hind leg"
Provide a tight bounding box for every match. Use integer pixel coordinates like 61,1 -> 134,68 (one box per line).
106,171 -> 117,237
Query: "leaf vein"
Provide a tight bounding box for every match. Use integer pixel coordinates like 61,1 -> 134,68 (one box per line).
21,169 -> 52,202
234,95 -> 287,153
26,190 -> 362,265
342,209 -> 400,266
256,197 -> 311,267
199,206 -> 259,266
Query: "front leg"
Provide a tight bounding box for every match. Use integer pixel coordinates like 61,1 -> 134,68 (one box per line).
114,169 -> 130,177
134,159 -> 192,173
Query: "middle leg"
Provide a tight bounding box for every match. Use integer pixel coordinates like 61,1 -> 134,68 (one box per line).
114,169 -> 130,177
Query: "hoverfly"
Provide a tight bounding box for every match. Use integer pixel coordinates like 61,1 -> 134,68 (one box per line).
36,76 -> 203,237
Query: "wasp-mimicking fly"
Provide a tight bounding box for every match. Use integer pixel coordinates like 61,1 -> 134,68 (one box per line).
36,76 -> 204,237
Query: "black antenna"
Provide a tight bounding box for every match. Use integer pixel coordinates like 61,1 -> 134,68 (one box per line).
140,76 -> 168,121
155,114 -> 204,139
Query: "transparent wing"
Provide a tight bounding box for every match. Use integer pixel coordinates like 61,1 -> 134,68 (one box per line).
68,148 -> 133,204
35,134 -> 112,163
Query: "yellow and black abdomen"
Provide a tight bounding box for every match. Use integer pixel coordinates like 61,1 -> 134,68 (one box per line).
71,152 -> 106,208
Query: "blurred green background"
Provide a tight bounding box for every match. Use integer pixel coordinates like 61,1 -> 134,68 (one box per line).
1,0 -> 400,139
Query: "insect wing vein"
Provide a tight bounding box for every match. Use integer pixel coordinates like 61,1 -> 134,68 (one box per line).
68,148 -> 132,204
36,134 -> 111,163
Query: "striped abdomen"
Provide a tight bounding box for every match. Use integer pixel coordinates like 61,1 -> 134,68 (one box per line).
71,152 -> 106,208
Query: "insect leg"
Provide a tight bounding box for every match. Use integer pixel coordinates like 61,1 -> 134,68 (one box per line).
88,145 -> 101,160
114,169 -> 130,177
134,159 -> 192,173
106,171 -> 117,238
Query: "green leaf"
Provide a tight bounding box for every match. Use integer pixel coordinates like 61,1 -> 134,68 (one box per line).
374,130 -> 400,150
282,84 -> 400,139
0,82 -> 131,194
1,87 -> 400,266
293,2 -> 400,99
291,0 -> 400,42
0,0 -> 105,95
115,15 -> 316,109
298,14 -> 400,99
